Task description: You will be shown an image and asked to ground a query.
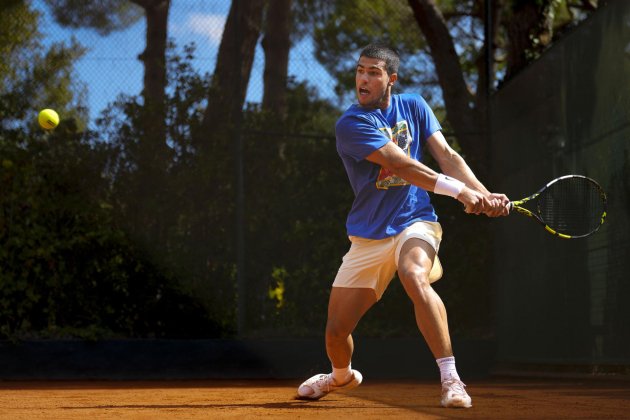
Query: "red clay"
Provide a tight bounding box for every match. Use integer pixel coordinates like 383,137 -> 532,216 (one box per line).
0,378 -> 628,419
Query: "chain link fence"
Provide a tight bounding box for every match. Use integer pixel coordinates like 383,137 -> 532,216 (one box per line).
5,0 -> 453,340
2,0 -> 627,377
35,0 -> 344,125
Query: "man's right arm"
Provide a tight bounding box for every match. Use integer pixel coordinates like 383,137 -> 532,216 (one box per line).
364,141 -> 490,214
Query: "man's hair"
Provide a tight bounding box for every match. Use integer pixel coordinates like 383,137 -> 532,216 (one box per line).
359,43 -> 400,75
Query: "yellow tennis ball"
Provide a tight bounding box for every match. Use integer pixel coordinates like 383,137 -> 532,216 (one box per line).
38,109 -> 59,130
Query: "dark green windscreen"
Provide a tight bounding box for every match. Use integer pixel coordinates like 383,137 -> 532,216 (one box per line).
491,1 -> 630,368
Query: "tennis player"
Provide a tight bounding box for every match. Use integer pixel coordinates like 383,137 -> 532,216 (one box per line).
296,43 -> 509,408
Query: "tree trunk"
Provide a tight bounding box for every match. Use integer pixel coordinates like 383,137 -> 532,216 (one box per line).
197,0 -> 266,148
261,0 -> 292,120
129,0 -> 171,248
133,0 -> 169,149
504,0 -> 555,81
476,0 -> 502,105
407,0 -> 486,174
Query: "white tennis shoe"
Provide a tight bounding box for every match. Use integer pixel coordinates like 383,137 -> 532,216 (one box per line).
441,377 -> 472,408
297,369 -> 363,400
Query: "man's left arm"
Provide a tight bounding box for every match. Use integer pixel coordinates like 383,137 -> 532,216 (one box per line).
426,131 -> 509,217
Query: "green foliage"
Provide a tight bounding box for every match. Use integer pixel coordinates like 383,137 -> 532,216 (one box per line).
6,0 -> 600,342
0,1 -> 38,77
0,17 -> 228,340
0,1 -> 88,132
96,43 -> 360,338
0,30 -> 500,341
0,127 -> 224,340
42,0 -> 143,35
311,0 -> 432,99
96,41 -> 246,334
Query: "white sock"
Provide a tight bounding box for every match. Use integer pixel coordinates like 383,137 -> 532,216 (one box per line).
436,356 -> 460,382
332,364 -> 352,385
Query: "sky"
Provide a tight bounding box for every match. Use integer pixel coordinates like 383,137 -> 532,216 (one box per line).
32,0 -> 341,126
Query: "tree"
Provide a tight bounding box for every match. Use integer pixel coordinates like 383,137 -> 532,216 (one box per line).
44,0 -> 143,34
501,0 -> 601,80
503,0 -> 557,81
43,0 -> 176,254
0,1 -> 226,340
407,0 -> 602,170
131,0 -> 170,150
195,0 -> 266,149
407,0 -> 487,169
43,0 -> 169,152
309,0 -> 602,177
0,0 -> 87,130
261,0 -> 292,120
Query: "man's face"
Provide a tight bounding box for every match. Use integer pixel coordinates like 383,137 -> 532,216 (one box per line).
355,56 -> 396,109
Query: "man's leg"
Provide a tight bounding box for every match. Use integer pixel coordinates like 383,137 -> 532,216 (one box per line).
397,238 -> 472,408
397,238 -> 452,358
297,286 -> 375,399
326,286 -> 376,371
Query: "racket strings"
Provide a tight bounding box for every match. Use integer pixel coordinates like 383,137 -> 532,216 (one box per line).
537,177 -> 606,236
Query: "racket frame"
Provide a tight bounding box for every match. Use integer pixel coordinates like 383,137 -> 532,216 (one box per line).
509,174 -> 607,239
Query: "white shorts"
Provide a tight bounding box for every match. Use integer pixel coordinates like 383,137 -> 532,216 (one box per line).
332,221 -> 443,300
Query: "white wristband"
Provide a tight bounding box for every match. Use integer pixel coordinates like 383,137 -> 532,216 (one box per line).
434,174 -> 465,198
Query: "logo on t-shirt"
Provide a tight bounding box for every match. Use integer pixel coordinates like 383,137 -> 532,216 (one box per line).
376,120 -> 412,189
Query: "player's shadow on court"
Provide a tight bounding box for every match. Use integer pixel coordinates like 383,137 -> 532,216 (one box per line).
62,401 -> 356,411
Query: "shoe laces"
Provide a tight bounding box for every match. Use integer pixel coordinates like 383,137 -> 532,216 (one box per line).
314,374 -> 333,392
443,378 -> 467,395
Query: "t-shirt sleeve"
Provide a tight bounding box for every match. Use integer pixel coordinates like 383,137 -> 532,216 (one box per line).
413,95 -> 442,143
336,115 -> 390,162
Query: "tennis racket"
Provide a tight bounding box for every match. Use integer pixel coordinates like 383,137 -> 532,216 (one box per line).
509,175 -> 607,239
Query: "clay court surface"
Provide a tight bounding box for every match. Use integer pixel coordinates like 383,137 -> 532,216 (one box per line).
0,378 -> 628,419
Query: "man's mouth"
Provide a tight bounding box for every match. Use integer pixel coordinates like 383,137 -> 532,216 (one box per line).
358,87 -> 369,96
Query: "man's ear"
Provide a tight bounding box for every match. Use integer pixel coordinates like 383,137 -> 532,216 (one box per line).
388,73 -> 398,86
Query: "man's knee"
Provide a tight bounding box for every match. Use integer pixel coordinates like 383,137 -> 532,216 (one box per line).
399,265 -> 431,288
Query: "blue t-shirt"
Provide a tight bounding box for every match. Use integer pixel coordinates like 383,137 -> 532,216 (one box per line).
335,93 -> 442,239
